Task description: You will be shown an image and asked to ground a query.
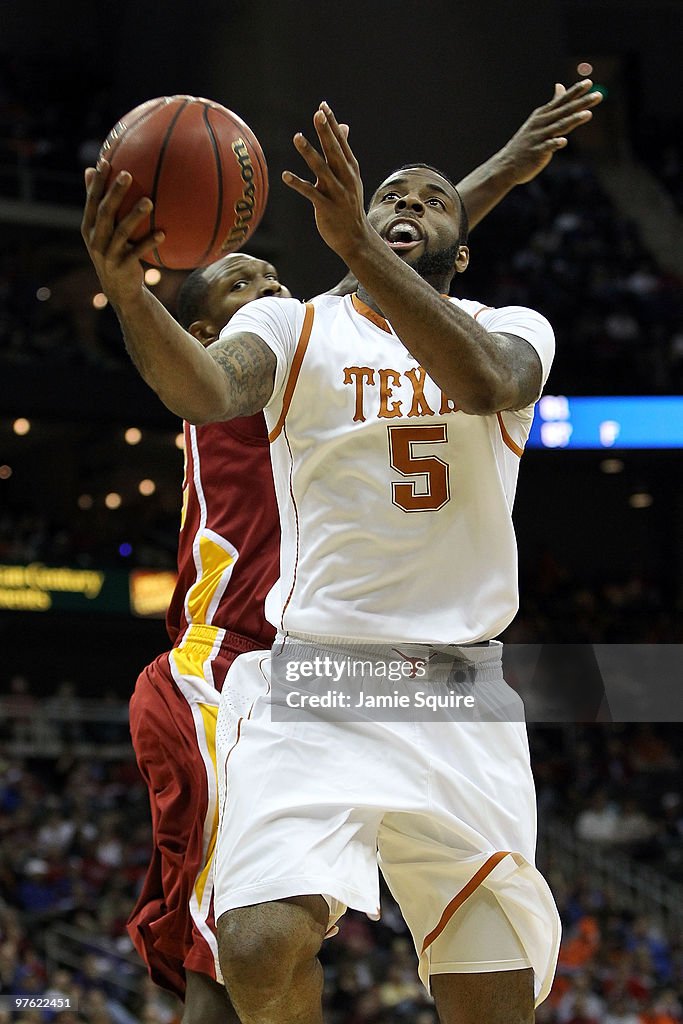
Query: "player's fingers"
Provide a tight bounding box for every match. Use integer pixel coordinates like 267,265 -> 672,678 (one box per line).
292,132 -> 339,195
127,231 -> 165,264
320,103 -> 360,173
90,170 -> 135,248
108,198 -> 155,257
557,89 -> 603,114
546,78 -> 594,111
536,87 -> 602,129
313,107 -> 354,182
282,169 -> 323,203
553,83 -> 566,99
82,163 -> 109,239
548,109 -> 594,136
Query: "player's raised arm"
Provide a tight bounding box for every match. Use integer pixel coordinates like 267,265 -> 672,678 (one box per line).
457,79 -> 603,229
81,163 -> 275,423
324,80 -> 602,297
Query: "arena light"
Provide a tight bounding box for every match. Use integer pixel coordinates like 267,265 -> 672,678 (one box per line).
629,492 -> 653,509
36,287 -> 51,301
175,433 -> 185,450
600,459 -> 624,474
0,465 -> 12,480
144,268 -> 162,286
105,492 -> 122,510
93,292 -> 108,309
138,479 -> 156,496
124,427 -> 142,445
13,418 -> 31,436
77,494 -> 94,510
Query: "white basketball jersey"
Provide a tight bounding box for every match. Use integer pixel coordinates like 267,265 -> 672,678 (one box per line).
221,292 -> 554,644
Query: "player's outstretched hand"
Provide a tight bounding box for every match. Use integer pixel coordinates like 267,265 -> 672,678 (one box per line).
282,103 -> 369,262
499,79 -> 603,184
81,162 -> 165,307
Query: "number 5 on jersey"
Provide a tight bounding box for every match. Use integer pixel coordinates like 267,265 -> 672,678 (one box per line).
387,424 -> 451,513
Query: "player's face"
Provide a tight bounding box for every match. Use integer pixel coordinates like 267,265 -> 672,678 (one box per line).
366,168 -> 469,281
202,253 -> 290,335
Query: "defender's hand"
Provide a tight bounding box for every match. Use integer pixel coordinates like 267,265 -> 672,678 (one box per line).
499,79 -> 603,184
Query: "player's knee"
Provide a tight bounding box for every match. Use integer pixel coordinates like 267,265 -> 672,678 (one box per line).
217,901 -> 324,998
182,970 -> 236,1024
431,968 -> 535,1024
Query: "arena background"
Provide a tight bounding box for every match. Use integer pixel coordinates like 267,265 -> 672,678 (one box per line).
0,2 -> 681,1022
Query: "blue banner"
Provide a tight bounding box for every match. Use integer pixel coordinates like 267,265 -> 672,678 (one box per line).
527,395 -> 683,449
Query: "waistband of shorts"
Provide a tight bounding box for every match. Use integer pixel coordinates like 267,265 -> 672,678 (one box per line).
276,632 -> 503,678
173,623 -> 268,657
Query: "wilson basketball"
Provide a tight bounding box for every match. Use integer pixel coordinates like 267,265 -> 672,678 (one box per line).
99,96 -> 269,270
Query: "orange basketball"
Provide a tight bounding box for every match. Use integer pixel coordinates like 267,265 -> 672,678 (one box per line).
99,96 -> 269,270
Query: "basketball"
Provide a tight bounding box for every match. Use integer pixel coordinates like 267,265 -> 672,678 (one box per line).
99,96 -> 269,270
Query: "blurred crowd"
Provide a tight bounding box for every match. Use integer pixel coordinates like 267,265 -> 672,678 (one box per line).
459,157 -> 683,397
508,566 -> 682,645
635,117 -> 683,216
0,717 -> 681,1024
0,506 -> 179,573
0,52 -> 115,200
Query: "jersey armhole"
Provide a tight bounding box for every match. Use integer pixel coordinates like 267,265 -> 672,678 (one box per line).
268,302 -> 315,442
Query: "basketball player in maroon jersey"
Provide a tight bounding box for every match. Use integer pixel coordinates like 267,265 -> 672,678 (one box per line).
86,80 -> 603,1024
126,255 -> 286,1023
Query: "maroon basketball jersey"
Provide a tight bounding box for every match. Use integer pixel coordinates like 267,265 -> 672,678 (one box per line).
166,415 -> 279,653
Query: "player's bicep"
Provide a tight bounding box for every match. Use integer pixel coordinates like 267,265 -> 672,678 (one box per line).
494,333 -> 544,412
207,332 -> 277,419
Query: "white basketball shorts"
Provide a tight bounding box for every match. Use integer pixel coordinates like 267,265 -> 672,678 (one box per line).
214,637 -> 561,1006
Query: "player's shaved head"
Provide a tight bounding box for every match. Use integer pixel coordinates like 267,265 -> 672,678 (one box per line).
177,266 -> 212,329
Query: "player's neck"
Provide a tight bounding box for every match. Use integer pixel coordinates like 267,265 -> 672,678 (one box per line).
356,274 -> 450,318
355,286 -> 384,317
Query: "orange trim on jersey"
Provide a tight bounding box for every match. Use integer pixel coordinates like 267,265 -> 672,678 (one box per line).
351,293 -> 391,333
496,412 -> 524,458
268,303 -> 315,442
421,851 -> 510,954
280,422 -> 301,624
474,306 -> 493,320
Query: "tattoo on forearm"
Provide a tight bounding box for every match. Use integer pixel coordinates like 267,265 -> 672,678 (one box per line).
210,333 -> 276,417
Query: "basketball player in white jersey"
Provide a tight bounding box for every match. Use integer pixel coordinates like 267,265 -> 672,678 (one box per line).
205,122 -> 558,1024
82,82 -> 603,1024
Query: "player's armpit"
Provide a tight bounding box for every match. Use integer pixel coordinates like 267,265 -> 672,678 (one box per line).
491,333 -> 544,413
207,332 -> 277,419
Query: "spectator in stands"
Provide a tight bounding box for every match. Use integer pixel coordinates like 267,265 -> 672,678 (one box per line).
575,789 -> 621,843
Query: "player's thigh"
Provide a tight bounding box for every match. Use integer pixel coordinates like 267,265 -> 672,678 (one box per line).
430,967 -> 534,1024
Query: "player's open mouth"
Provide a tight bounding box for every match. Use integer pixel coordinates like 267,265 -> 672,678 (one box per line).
384,219 -> 424,251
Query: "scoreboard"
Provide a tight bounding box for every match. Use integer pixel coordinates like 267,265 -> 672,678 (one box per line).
528,396 -> 683,450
